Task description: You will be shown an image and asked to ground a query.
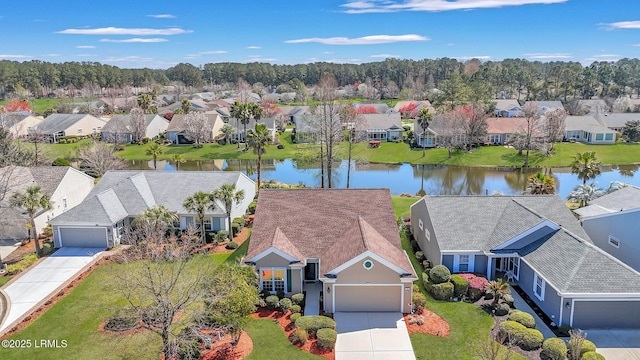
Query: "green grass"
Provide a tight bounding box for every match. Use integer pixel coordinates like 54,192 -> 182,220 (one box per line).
244,319 -> 323,360
0,98 -> 96,113
0,276 -> 13,287
392,196 -> 418,219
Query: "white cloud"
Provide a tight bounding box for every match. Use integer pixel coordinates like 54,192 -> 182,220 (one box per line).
341,0 -> 567,13
248,55 -> 262,58
246,46 -> 262,49
456,55 -> 491,60
76,45 -> 96,49
583,54 -> 621,62
147,14 -> 176,19
100,38 -> 168,43
199,50 -> 227,54
322,51 -> 335,54
57,27 -> 192,35
523,53 -> 572,59
42,54 -> 61,57
370,54 -> 400,58
316,58 -> 362,64
603,21 -> 640,30
286,34 -> 428,45
0,54 -> 31,59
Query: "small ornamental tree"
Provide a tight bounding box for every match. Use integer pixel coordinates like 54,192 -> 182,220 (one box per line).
356,105 -> 377,114
3,101 -> 31,113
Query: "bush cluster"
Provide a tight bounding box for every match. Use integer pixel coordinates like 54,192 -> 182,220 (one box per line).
541,338 -> 568,360
581,352 -> 605,360
6,253 -> 38,274
247,201 -> 257,215
508,310 -> 536,329
423,273 -> 454,301
412,292 -> 427,313
568,339 -> 596,358
279,298 -> 292,312
265,295 -> 280,309
292,328 -> 308,344
290,304 -> 301,314
316,328 -> 337,349
450,274 -> 469,298
428,265 -> 451,284
294,316 -> 336,337
290,313 -> 302,323
498,321 -> 543,351
215,230 -> 228,242
291,293 -> 304,306
457,273 -> 489,301
104,315 -> 138,331
225,241 -> 238,249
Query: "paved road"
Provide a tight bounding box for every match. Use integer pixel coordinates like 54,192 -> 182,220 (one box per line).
0,247 -> 104,333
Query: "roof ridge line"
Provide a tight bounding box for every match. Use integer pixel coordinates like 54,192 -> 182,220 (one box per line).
357,216 -> 370,250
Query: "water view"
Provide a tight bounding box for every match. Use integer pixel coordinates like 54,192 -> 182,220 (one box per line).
125,159 -> 640,199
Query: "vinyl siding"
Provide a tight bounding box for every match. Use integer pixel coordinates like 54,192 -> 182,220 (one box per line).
410,199 -> 443,266
581,211 -> 640,272
518,261 -> 562,323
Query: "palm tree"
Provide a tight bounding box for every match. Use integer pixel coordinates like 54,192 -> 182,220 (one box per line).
568,183 -> 605,208
172,154 -> 185,171
525,172 -> 556,195
10,185 -> 52,257
134,205 -> 177,233
183,191 -> 216,243
485,278 -> 510,307
571,151 -> 601,184
246,123 -> 271,189
230,102 -> 264,149
146,143 -> 163,170
213,184 -> 245,241
220,124 -> 235,145
416,108 -> 432,157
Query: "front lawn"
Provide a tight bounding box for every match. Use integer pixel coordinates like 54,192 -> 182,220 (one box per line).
0,275 -> 13,287
244,319 -> 323,360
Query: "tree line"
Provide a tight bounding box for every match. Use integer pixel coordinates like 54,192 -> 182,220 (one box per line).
3,58 -> 640,102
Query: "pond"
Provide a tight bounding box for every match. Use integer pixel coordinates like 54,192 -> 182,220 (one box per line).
125,159 -> 640,199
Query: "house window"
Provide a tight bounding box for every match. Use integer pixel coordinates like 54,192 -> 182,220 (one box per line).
63,197 -> 68,209
508,257 -> 520,279
362,259 -> 374,270
595,133 -> 604,141
533,273 -> 545,301
196,216 -> 212,230
605,133 -> 613,141
425,228 -> 431,241
261,268 -> 286,293
77,128 -> 82,133
418,219 -> 424,231
459,255 -> 470,272
608,236 -> 620,249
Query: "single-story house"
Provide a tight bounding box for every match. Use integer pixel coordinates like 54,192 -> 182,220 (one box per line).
0,166 -> 94,240
485,117 -> 536,145
352,103 -> 390,114
411,195 -> 640,329
166,113 -> 224,144
524,101 -> 565,114
594,113 -> 640,132
394,100 -> 432,118
33,114 -> 106,143
564,115 -> 616,144
359,113 -> 404,142
494,99 -> 522,118
227,118 -> 277,143
574,186 -> 640,272
244,189 -> 417,313
50,171 -> 256,249
0,112 -> 42,137
413,120 -> 439,148
101,114 -> 169,143
577,99 -> 609,115
279,106 -> 311,123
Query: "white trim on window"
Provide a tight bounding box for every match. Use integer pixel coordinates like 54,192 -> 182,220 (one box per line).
508,257 -> 520,280
260,267 -> 286,293
418,219 -> 424,231
425,228 -> 430,241
453,254 -> 475,272
608,236 -> 620,249
534,273 -> 545,301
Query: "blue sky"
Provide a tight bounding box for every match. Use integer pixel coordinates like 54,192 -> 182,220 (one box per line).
1,0 -> 640,69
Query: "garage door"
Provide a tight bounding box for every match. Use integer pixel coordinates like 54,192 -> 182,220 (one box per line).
59,227 -> 108,248
334,285 -> 401,312
572,300 -> 640,328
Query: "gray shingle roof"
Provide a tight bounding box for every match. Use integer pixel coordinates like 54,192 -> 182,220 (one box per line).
574,186 -> 640,218
36,114 -> 105,134
0,166 -> 73,197
361,113 -> 402,130
101,114 -> 164,133
595,113 -> 640,129
50,171 -> 248,225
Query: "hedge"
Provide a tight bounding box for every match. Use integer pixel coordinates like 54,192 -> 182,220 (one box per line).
290,304 -> 301,314
247,201 -> 257,214
291,293 -> 305,305
290,313 -> 302,323
232,217 -> 246,227
423,273 -> 454,301
541,338 -> 568,360
295,316 -> 336,336
279,298 -> 292,311
581,351 -> 605,360
498,320 -> 543,351
508,310 -> 536,329
451,274 -> 469,298
429,265 -> 451,284
316,328 -> 337,349
568,339 -> 596,357
265,295 -> 280,309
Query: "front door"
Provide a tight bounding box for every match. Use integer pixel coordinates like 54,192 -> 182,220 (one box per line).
304,263 -> 317,282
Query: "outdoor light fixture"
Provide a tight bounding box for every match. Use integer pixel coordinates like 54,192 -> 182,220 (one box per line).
565,302 -> 570,309
327,287 -> 330,294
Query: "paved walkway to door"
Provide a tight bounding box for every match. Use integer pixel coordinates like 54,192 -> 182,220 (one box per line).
303,282 -> 321,315
334,312 -> 415,360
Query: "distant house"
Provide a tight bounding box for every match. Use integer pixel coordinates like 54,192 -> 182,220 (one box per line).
279,106 -> 311,123
0,166 -> 94,240
98,96 -> 138,112
227,118 -> 277,143
50,171 -> 256,249
574,186 -> 640,272
413,119 -> 440,148
0,112 -> 42,137
34,114 -> 106,143
166,113 -> 224,144
485,117 -> 533,145
359,113 -> 404,142
353,103 -> 390,114
101,114 -> 169,143
564,115 -> 616,144
576,99 -> 609,115
394,100 -> 432,118
594,113 -> 640,132
411,195 -> 640,329
293,113 -> 342,144
494,99 -> 522,117
524,101 -> 564,114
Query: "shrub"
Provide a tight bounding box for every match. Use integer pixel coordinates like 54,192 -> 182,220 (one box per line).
557,325 -> 573,337
276,290 -> 285,299
422,260 -> 431,269
291,293 -> 304,305
316,328 -> 337,349
52,157 -> 70,166
509,310 -> 536,328
205,231 -> 216,243
292,328 -> 308,344
541,338 -> 568,360
412,292 -> 427,313
259,289 -> 271,299
494,303 -> 511,316
415,251 -> 425,261
451,275 -> 469,298
279,298 -> 292,312
498,321 -> 543,351
277,144 -> 285,149
458,273 -> 489,301
295,316 -> 336,336
567,339 -> 596,357
581,352 -> 605,360
484,291 -> 494,300
503,294 -> 515,308
215,230 -> 228,242
290,313 -> 302,323
6,253 -> 38,274
225,241 -> 238,249
231,222 -> 242,235
429,265 -> 451,284
265,295 -> 280,309
247,201 -> 257,215
290,304 -> 301,314
104,315 -> 138,331
423,274 -> 454,301
232,217 -> 246,227
41,242 -> 54,256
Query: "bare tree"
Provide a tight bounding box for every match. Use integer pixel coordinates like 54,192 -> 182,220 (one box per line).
520,102 -> 545,167
129,107 -> 147,143
431,112 -> 466,158
544,108 -> 567,153
315,73 -> 343,188
24,129 -> 49,166
339,105 -> 366,188
236,77 -> 252,103
113,219 -> 210,360
383,80 -> 400,99
567,329 -> 587,360
460,104 -> 489,149
183,112 -> 212,147
78,141 -> 126,177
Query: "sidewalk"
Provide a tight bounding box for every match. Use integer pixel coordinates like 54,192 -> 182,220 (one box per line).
303,282 -> 321,316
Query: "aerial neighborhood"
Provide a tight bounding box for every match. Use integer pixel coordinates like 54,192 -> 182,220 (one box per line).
2,57 -> 640,360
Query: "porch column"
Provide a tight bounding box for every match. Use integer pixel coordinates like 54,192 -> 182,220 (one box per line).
486,256 -> 493,280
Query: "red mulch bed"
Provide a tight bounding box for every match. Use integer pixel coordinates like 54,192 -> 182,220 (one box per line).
250,308 -> 334,360
3,238 -> 51,263
198,215 -> 253,254
404,310 -> 450,336
200,331 -> 253,360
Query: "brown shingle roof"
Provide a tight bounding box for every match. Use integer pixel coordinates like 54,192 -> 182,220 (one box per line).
246,189 -> 415,276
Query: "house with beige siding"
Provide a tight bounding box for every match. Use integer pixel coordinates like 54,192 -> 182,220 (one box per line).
34,114 -> 106,143
0,112 -> 42,137
245,189 -> 417,314
101,114 -> 169,143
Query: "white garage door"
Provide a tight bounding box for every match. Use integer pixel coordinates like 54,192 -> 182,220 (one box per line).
59,227 -> 108,248
334,285 -> 401,312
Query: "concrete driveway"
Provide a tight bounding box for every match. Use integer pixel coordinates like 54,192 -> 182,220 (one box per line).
334,312 -> 415,360
0,247 -> 104,333
587,329 -> 640,360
